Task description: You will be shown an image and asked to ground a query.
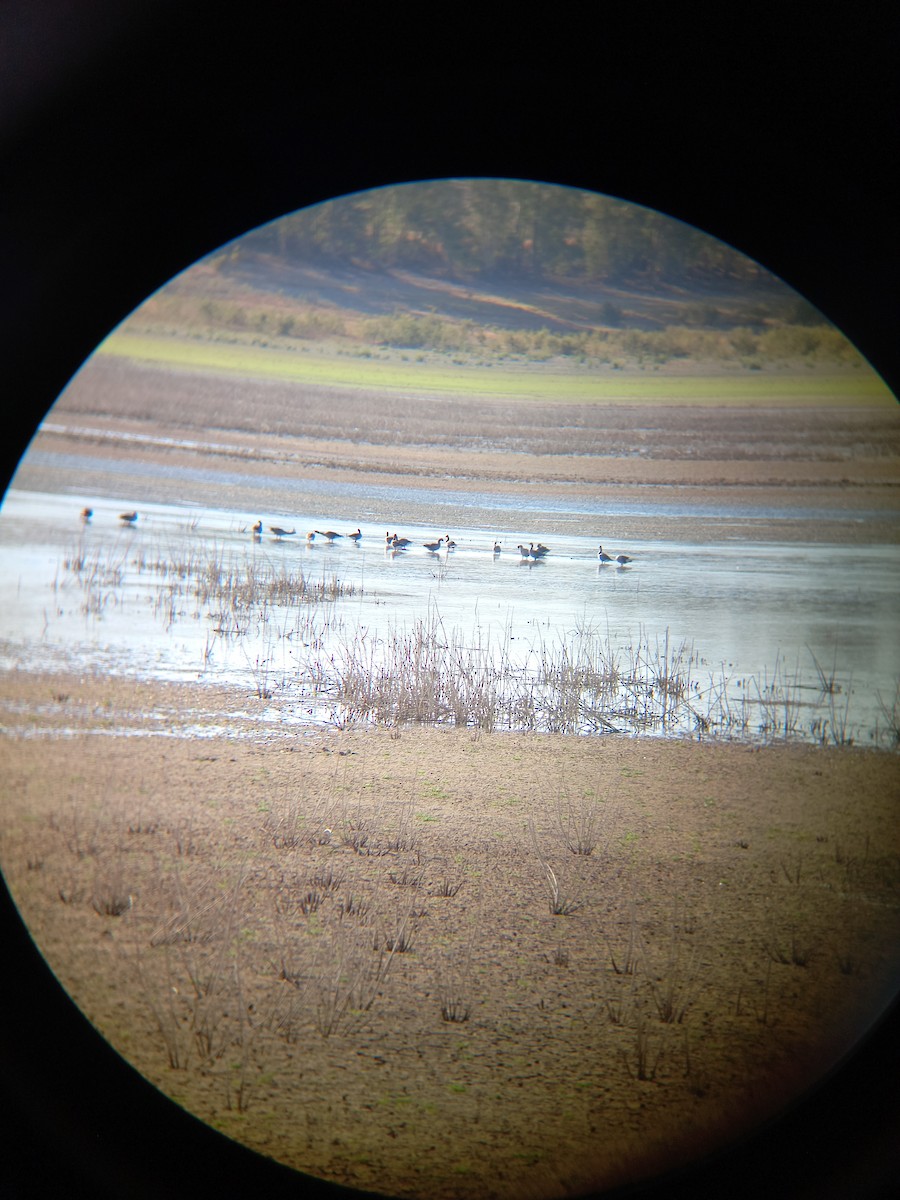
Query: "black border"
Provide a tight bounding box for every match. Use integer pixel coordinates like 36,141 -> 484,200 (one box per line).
2,6 -> 898,1199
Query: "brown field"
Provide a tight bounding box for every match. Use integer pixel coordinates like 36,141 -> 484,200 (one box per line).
20,354 -> 900,543
2,671 -> 899,1199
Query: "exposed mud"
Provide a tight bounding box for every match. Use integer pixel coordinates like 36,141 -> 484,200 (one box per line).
15,354 -> 899,543
2,671 -> 899,1199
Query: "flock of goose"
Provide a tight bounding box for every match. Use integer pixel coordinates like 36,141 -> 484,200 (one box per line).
78,508 -> 636,566
253,523 -> 363,543
386,531 -> 458,553
80,507 -> 137,525
252,524 -> 637,565
597,544 -> 634,566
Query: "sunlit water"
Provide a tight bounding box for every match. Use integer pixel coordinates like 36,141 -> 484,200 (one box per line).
1,488 -> 898,745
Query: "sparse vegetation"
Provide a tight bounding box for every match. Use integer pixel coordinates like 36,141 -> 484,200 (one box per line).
91,884 -> 133,917
437,949 -> 473,1024
48,542 -> 900,747
555,790 -> 606,856
439,994 -> 470,1023
530,820 -> 583,916
434,877 -> 464,898
2,707 -> 899,1200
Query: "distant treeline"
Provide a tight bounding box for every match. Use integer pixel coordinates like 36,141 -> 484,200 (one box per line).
143,292 -> 859,370
235,180 -> 794,291
136,181 -> 857,368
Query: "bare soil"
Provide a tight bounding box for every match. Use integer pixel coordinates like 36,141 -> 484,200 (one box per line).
20,355 -> 900,542
2,670 -> 899,1199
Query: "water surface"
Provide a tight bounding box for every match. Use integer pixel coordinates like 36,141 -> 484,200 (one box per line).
1,489 -> 897,745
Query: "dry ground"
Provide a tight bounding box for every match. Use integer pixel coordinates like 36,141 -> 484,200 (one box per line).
2,671 -> 899,1199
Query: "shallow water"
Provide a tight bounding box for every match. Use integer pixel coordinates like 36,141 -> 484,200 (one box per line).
1,488 -> 898,744
20,446 -> 892,528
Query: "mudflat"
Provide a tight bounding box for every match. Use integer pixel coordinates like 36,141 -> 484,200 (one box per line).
17,354 -> 900,542
2,670 -> 899,1199
3,352 -> 900,1196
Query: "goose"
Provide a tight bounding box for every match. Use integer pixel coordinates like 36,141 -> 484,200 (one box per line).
444,535 -> 457,550
530,542 -> 550,558
391,535 -> 412,549
80,507 -> 93,522
348,528 -> 362,543
305,531 -> 316,542
119,511 -> 138,525
597,545 -> 614,563
516,544 -> 535,560
493,541 -> 501,554
252,520 -> 263,536
315,529 -> 342,543
423,537 -> 445,553
616,553 -> 634,566
269,526 -> 296,538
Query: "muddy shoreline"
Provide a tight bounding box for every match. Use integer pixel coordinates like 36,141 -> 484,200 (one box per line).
5,351 -> 894,543
2,669 -> 899,1199
13,417 -> 900,544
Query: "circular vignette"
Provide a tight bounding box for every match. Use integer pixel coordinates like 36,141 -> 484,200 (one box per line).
1,12 -> 898,1200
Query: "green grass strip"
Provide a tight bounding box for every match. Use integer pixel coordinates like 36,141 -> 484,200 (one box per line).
99,331 -> 895,407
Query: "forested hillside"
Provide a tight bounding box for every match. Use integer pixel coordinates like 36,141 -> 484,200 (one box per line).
127,180 -> 872,372
234,179 -> 781,288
